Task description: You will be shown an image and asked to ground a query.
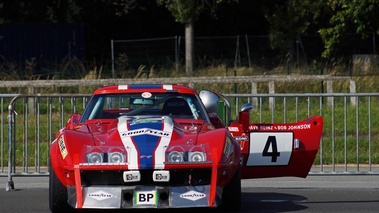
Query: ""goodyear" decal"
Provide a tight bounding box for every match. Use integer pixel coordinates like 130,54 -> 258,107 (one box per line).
121,128 -> 171,138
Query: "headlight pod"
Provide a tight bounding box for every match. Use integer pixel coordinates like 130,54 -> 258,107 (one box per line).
87,152 -> 103,163
167,151 -> 184,162
108,152 -> 126,163
86,151 -> 126,163
82,146 -> 127,164
165,145 -> 210,164
188,151 -> 206,162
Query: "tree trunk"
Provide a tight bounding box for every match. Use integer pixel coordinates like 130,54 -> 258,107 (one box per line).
185,22 -> 194,75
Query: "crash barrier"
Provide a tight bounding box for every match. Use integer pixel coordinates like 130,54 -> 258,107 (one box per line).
1,93 -> 378,184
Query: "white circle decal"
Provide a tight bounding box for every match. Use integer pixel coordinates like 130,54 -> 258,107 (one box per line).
142,92 -> 152,98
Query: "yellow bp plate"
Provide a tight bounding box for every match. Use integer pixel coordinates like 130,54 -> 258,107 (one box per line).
133,190 -> 158,206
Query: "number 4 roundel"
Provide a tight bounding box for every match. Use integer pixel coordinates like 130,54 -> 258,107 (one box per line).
246,132 -> 293,166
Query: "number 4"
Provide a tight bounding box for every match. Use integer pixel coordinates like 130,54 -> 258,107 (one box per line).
262,136 -> 281,162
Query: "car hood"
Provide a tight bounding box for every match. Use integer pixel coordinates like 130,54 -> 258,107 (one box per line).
72,116 -> 215,165
85,115 -> 208,141
78,116 -> 214,169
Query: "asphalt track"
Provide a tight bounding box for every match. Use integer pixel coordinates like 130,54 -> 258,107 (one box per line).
0,175 -> 378,213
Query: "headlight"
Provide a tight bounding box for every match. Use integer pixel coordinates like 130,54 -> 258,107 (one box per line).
108,152 -> 126,163
167,151 -> 184,163
188,151 -> 206,162
82,146 -> 127,164
87,152 -> 103,163
165,145 -> 211,164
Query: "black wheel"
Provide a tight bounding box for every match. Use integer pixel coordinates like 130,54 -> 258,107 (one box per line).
49,160 -> 74,213
220,165 -> 241,211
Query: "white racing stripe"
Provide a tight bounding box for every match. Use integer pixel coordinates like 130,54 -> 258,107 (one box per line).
118,116 -> 139,169
118,116 -> 174,169
163,85 -> 173,90
118,85 -> 128,90
153,116 -> 173,169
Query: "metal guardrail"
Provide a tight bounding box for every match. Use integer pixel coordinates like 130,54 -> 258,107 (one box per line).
1,93 -> 379,189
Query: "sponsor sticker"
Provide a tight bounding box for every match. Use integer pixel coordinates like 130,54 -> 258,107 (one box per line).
88,190 -> 113,201
141,92 -> 152,98
123,171 -> 141,182
180,190 -> 206,201
58,136 -> 68,159
246,132 -> 293,166
134,190 -> 158,205
153,170 -> 170,182
121,128 -> 171,138
228,127 -> 239,132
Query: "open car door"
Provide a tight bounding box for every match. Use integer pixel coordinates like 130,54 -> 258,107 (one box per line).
227,104 -> 323,179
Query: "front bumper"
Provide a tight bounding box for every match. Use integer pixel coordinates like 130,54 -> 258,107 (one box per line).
64,147 -> 231,209
68,184 -> 222,209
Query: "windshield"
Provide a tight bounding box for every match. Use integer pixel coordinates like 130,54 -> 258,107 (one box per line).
80,92 -> 209,122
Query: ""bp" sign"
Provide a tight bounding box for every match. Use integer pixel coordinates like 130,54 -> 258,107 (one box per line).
134,190 -> 158,205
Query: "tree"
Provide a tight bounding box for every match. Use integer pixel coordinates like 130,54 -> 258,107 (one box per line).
157,0 -> 238,75
0,0 -> 82,23
262,0 -> 326,61
319,0 -> 379,58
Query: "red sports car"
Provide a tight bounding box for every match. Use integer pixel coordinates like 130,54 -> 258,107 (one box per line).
49,84 -> 323,212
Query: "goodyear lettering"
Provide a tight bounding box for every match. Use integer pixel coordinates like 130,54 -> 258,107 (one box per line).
180,193 -> 205,198
121,128 -> 171,138
179,190 -> 206,201
89,193 -> 112,198
88,191 -> 113,201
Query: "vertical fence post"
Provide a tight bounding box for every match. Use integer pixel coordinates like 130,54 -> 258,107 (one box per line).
350,80 -> 356,106
251,82 -> 258,109
326,80 -> 333,107
269,81 -> 275,110
6,98 -> 16,191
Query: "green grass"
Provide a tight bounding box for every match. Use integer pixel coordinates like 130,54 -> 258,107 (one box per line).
3,93 -> 379,168
3,67 -> 379,168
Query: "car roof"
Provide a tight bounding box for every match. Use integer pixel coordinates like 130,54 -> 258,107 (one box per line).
92,84 -> 198,95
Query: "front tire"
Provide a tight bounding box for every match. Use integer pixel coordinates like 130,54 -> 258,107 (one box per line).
49,160 -> 74,212
221,165 -> 242,211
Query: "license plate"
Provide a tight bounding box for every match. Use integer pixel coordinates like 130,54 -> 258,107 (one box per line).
133,190 -> 158,206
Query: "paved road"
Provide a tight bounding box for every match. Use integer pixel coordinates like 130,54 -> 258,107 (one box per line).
1,175 -> 378,213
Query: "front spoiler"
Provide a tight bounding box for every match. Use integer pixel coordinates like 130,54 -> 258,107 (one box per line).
68,185 -> 222,209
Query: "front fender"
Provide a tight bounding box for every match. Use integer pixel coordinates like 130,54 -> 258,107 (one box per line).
50,129 -> 95,187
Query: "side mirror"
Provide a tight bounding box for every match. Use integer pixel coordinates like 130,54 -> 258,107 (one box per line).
66,113 -> 82,129
238,103 -> 252,132
199,90 -> 219,113
240,103 -> 253,112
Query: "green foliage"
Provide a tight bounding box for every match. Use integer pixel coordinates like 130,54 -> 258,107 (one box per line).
319,0 -> 379,58
156,0 -> 238,23
263,0 -> 326,52
157,0 -> 203,23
